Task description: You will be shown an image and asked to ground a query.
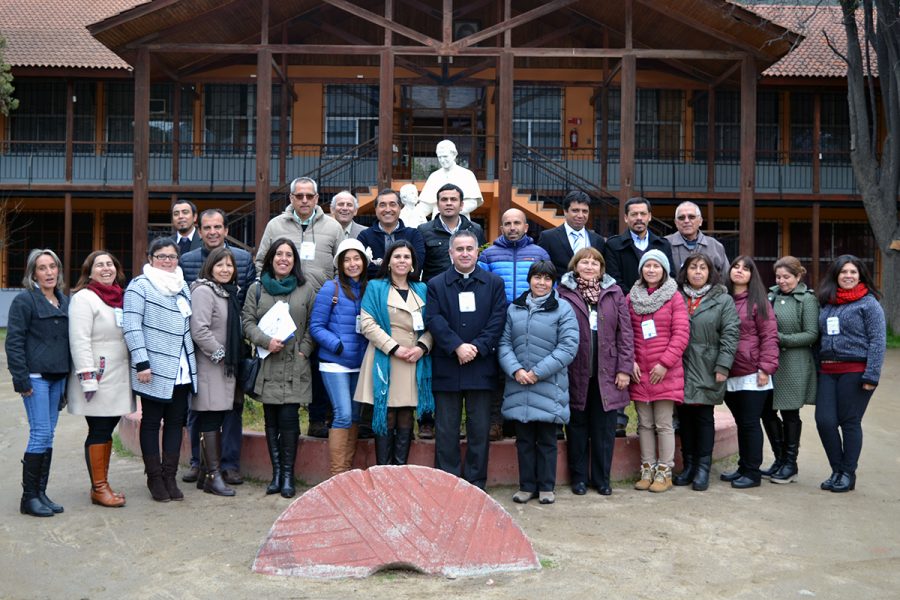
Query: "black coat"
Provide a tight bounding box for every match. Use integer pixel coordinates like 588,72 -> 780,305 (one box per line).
602,231 -> 675,293
537,225 -> 605,278
417,215 -> 485,281
180,243 -> 256,306
5,288 -> 70,393
357,220 -> 426,280
425,266 -> 507,392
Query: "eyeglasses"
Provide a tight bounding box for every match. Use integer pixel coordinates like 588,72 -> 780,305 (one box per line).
152,254 -> 179,261
292,193 -> 317,200
676,214 -> 699,221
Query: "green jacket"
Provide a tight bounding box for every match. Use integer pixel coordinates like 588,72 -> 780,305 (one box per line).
682,285 -> 740,406
769,282 -> 819,409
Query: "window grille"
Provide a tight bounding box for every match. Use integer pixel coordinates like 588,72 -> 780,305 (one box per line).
790,92 -> 814,163
4,212 -> 94,286
204,84 -> 288,154
107,82 -> 194,153
6,80 -> 94,152
693,90 -> 779,161
324,84 -> 378,155
820,92 -> 850,163
513,86 -> 562,153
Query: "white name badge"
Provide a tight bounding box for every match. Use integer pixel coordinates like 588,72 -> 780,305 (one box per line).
114,307 -> 124,328
458,291 -> 476,313
641,319 -> 658,340
589,309 -> 598,331
176,296 -> 192,318
299,241 -> 316,261
412,311 -> 425,332
355,315 -> 362,334
826,316 -> 840,336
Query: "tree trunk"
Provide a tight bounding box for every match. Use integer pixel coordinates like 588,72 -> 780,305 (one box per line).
881,251 -> 900,332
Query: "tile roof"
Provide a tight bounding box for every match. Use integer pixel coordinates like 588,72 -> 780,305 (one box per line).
748,4 -> 874,78
0,0 -> 148,70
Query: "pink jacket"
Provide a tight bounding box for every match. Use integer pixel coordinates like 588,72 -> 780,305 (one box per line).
729,291 -> 779,377
627,291 -> 690,403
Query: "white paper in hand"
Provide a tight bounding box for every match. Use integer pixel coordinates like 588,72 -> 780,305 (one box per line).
256,301 -> 297,359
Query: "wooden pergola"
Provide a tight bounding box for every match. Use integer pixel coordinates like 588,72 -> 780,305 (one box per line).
89,0 -> 798,274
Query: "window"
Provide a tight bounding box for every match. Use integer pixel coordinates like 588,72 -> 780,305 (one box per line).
693,91 -> 779,161
107,82 -> 194,153
5,212 -> 94,286
513,86 -> 562,152
7,80 -> 95,152
324,84 -> 378,155
597,89 -> 685,160
790,92 -> 813,163
821,92 -> 850,163
204,84 -> 288,154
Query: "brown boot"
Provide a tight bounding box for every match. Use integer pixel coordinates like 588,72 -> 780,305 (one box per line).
142,455 -> 170,502
101,441 -> 125,500
649,465 -> 673,493
634,462 -> 654,491
201,431 -> 235,497
328,428 -> 349,477
86,444 -> 125,507
344,425 -> 359,472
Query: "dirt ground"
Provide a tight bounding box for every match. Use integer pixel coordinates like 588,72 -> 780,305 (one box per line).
1,351 -> 899,600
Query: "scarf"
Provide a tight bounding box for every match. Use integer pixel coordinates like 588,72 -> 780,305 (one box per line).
195,278 -> 243,377
835,282 -> 869,305
360,279 -> 433,436
682,283 -> 712,300
576,276 -> 601,305
526,291 -> 551,313
143,264 -> 186,296
261,272 -> 298,296
629,277 -> 678,315
87,280 -> 124,308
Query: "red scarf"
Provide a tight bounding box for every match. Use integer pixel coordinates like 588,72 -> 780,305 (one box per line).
835,283 -> 868,305
87,280 -> 124,308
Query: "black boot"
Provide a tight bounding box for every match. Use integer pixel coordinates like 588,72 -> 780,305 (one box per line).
161,452 -> 184,501
201,431 -> 235,497
21,453 -> 54,517
374,431 -> 395,466
393,428 -> 413,466
280,430 -> 298,498
673,452 -> 696,486
38,449 -> 64,513
264,427 -> 282,495
760,416 -> 785,478
771,420 -> 800,484
692,455 -> 711,491
142,454 -> 170,502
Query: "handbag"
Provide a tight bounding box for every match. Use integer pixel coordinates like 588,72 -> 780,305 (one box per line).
238,280 -> 263,399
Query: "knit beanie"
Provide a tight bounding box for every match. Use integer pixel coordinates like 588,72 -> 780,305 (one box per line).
638,249 -> 670,275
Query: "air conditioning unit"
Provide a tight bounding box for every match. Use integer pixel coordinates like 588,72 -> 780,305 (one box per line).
149,98 -> 167,115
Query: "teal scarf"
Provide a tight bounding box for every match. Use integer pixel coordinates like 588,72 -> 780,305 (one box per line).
261,272 -> 298,296
360,279 -> 433,435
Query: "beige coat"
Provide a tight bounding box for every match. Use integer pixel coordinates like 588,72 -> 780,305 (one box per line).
242,281 -> 317,405
189,282 -> 238,412
355,286 -> 433,407
66,289 -> 135,417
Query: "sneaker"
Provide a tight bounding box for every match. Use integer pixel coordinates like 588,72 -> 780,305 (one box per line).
538,491 -> 556,504
512,490 -> 536,504
649,465 -> 673,493
634,463 -> 654,491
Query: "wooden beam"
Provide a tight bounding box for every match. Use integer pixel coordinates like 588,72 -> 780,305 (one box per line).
124,0 -> 254,49
443,0 -> 452,45
378,50 -> 395,189
322,0 -> 438,47
625,0 -> 633,49
619,54 -> 636,222
452,0 -> 580,49
711,61 -> 741,88
132,47 -> 150,276
65,81 -> 74,183
260,0 -> 269,45
87,0 -> 183,34
498,51 -> 514,216
739,54 -> 757,257
255,48 -> 272,247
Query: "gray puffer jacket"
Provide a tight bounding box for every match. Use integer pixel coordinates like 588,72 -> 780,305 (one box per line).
498,290 -> 579,424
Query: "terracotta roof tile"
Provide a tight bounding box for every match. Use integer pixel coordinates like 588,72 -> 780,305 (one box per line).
748,4 -> 874,78
0,0 -> 148,70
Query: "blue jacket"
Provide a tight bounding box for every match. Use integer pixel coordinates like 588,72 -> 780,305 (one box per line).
818,293 -> 886,386
180,243 -> 256,306
478,235 -> 551,303
499,290 -> 579,425
309,278 -> 368,369
425,266 -> 508,392
357,221 -> 426,280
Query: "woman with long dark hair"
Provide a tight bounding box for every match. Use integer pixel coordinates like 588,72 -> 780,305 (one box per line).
722,255 -> 779,489
815,255 -> 885,493
242,238 -> 317,498
355,240 -> 433,466
310,238 -> 370,476
6,249 -> 69,517
67,250 -> 134,508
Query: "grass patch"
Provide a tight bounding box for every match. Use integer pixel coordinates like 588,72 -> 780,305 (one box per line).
887,329 -> 900,349
0,328 -> 5,344
111,433 -> 134,458
539,557 -> 557,569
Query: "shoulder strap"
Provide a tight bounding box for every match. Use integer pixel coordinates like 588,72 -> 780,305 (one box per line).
255,278 -> 261,303
332,278 -> 340,305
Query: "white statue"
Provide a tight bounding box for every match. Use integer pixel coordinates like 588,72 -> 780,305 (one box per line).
398,183 -> 426,228
418,140 -> 484,218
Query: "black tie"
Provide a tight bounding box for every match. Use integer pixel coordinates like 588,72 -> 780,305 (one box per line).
178,237 -> 191,256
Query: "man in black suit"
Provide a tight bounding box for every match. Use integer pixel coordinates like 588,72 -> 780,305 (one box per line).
603,196 -> 675,437
538,190 -> 605,278
171,199 -> 202,256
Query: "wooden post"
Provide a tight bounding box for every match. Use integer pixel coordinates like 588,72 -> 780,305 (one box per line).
256,48 -> 273,247
63,193 -> 72,292
132,47 -> 150,276
172,83 -> 181,184
811,202 -> 821,287
812,93 -> 821,194
378,49 -> 394,189
739,54 -> 756,257
498,51 -> 513,216
619,53 -> 636,227
65,81 -> 74,183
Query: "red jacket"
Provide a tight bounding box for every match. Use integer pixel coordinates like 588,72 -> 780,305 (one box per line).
729,291 -> 779,377
627,290 -> 690,403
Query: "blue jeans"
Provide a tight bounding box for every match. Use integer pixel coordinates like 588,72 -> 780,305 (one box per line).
22,376 -> 65,452
320,371 -> 362,429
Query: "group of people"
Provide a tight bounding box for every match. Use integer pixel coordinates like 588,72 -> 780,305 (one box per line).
6,178 -> 887,516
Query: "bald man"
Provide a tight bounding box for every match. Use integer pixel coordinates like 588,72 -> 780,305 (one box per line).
478,208 -> 551,303
665,201 -> 729,279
